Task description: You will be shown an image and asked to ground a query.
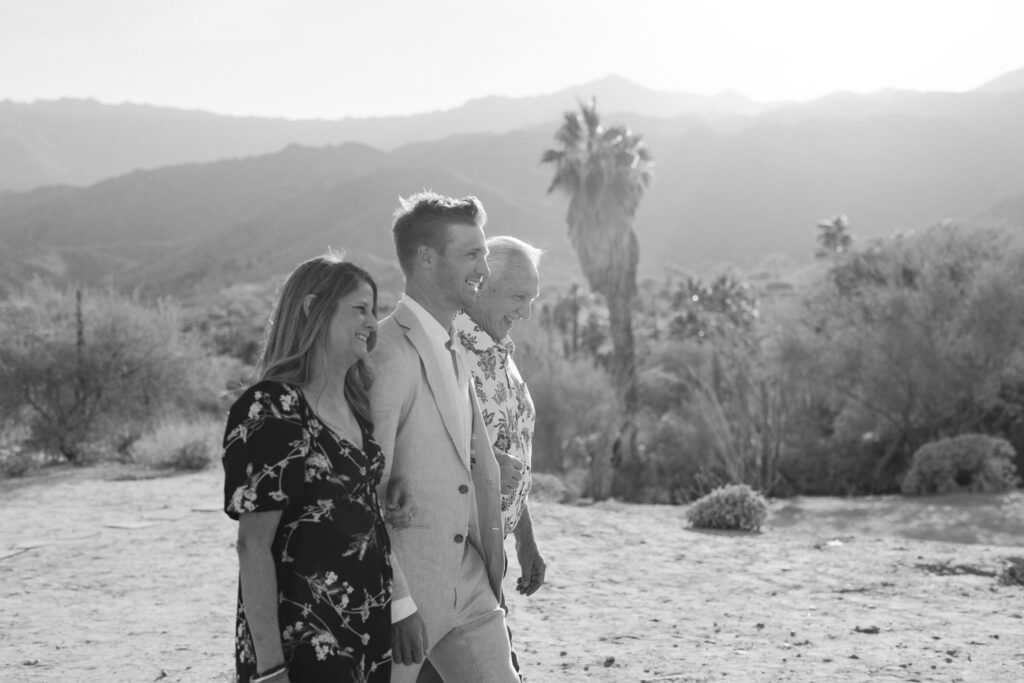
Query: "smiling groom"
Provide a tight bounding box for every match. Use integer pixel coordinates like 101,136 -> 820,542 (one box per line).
370,191 -> 520,683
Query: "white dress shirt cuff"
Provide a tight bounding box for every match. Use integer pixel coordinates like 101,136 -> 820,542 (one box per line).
391,596 -> 417,623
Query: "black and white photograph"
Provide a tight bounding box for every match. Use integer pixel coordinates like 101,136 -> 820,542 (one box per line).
2,1 -> 1024,681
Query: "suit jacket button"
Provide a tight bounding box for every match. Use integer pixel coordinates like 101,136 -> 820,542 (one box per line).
454,534 -> 465,543
458,484 -> 469,494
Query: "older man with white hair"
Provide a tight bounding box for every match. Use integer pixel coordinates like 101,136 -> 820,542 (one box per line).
452,235 -> 547,677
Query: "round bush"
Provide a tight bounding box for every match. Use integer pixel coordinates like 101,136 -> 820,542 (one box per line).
132,419 -> 219,471
1,450 -> 35,478
901,434 -> 1019,495
166,440 -> 213,471
685,483 -> 768,532
529,472 -> 574,503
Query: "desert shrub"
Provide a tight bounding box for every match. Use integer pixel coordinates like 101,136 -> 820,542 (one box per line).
168,441 -> 214,471
621,408 -> 720,503
794,226 -> 1024,487
529,472 -> 574,503
512,321 -> 619,475
900,434 -> 1019,495
0,421 -> 30,477
559,466 -> 588,501
999,557 -> 1024,587
0,449 -> 35,478
685,484 -> 768,532
0,283 -> 223,463
132,418 -> 222,471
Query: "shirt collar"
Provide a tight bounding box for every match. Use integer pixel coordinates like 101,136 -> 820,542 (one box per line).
452,311 -> 516,356
401,295 -> 451,347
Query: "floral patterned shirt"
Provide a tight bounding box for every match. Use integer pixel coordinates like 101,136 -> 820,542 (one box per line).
222,381 -> 392,682
453,311 -> 535,537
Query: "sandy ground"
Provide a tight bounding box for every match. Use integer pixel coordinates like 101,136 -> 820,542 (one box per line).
2,465 -> 1023,683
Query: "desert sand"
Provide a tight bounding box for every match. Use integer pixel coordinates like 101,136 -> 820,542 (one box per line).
2,465 -> 1023,682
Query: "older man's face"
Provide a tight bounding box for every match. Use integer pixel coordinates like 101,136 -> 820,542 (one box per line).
472,260 -> 540,341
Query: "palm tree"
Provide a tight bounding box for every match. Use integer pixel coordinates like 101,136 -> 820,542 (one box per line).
541,99 -> 653,416
816,214 -> 853,258
542,100 -> 653,500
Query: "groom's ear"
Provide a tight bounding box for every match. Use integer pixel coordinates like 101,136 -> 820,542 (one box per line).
417,244 -> 436,270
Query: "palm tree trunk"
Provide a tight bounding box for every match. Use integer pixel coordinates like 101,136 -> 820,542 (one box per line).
607,291 -> 637,415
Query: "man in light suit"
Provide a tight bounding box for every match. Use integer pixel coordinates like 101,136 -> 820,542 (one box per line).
371,191 -> 520,683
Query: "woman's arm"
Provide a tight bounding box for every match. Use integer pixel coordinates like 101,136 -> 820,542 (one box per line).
237,510 -> 289,679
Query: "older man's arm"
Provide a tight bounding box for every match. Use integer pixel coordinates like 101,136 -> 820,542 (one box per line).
513,503 -> 546,596
495,449 -> 524,495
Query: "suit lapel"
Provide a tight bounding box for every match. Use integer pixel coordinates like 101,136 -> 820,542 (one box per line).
394,303 -> 470,469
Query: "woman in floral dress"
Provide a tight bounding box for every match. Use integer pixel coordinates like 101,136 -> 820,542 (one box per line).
223,254 -> 414,683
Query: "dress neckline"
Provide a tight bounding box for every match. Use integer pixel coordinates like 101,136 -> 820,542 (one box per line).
294,385 -> 367,453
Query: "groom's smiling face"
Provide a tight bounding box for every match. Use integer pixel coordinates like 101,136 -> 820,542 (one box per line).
435,222 -> 490,310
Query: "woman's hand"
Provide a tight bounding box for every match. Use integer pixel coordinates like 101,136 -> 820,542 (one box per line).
251,664 -> 291,683
384,477 -> 418,529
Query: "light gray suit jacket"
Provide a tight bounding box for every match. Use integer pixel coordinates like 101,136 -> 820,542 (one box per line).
370,301 -> 505,627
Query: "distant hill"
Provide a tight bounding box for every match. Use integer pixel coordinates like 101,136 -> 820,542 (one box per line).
393,91 -> 1024,271
4,65 -> 1024,298
0,76 -> 768,192
976,190 -> 1024,232
0,144 -> 576,300
4,81 -> 1024,301
974,67 -> 1024,94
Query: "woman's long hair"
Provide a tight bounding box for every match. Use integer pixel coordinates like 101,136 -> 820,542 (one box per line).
257,252 -> 378,423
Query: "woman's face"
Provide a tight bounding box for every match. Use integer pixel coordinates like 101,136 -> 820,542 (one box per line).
324,280 -> 377,369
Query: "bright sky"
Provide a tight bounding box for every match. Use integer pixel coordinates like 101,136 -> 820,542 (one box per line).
2,0 -> 1023,118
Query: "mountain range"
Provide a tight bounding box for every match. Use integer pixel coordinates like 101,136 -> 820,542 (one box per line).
0,75 -> 767,193
2,68 -> 1024,301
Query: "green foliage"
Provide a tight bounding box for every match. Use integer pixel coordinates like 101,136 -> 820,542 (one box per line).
786,224 -> 1024,484
513,320 -> 619,475
665,275 -> 758,342
0,449 -> 35,478
901,434 -> 1019,495
529,472 -> 575,503
999,557 -> 1024,587
0,282 -> 223,462
132,418 -> 221,471
816,214 -> 854,258
187,280 -> 280,365
636,312 -> 801,498
627,408 -> 726,503
0,422 -> 33,477
685,484 -> 768,532
522,222 -> 1024,501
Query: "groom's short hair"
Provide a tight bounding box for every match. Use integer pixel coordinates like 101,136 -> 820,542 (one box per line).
392,191 -> 487,277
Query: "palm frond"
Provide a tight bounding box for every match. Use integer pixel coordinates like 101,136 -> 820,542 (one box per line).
601,126 -> 625,144
547,165 -> 581,195
554,113 -> 583,148
540,149 -> 564,164
580,98 -> 601,137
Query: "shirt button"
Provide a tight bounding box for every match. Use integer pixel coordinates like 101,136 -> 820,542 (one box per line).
458,484 -> 469,494
454,534 -> 465,543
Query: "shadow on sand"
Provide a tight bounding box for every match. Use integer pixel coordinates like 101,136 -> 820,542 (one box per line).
769,491 -> 1024,546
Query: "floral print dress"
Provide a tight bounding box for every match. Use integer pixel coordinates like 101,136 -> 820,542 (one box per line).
222,381 -> 392,682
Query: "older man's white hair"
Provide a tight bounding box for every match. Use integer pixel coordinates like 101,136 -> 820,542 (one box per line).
485,236 -> 543,281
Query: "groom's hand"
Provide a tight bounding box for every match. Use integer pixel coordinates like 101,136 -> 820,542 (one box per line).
392,611 -> 428,665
